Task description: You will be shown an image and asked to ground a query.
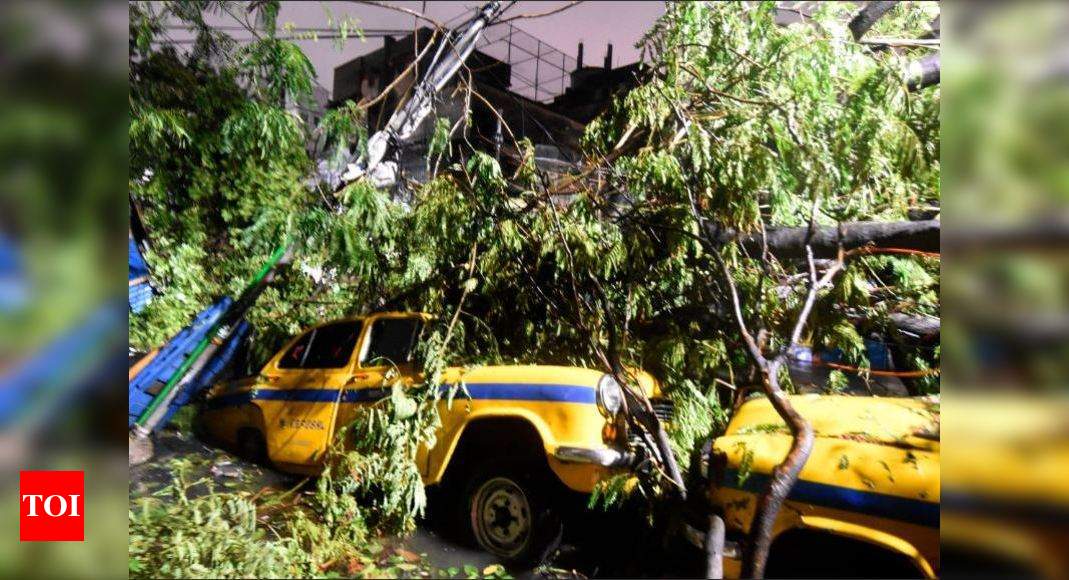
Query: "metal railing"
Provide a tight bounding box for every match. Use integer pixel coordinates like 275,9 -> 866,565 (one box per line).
477,23 -> 577,103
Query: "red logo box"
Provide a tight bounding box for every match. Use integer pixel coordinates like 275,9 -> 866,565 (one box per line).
20,471 -> 84,542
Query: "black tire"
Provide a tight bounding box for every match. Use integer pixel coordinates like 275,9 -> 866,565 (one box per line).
462,461 -> 563,565
236,428 -> 267,464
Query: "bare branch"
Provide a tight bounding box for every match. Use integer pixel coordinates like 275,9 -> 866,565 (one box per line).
705,514 -> 726,579
345,1 -> 445,28
787,246 -> 844,347
741,234 -> 847,577
743,355 -> 815,578
493,1 -> 583,26
861,37 -> 940,48
712,252 -> 765,366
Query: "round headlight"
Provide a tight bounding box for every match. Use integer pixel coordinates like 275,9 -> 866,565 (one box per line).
596,374 -> 624,417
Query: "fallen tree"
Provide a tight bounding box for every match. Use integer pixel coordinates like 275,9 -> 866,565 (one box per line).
130,2 -> 940,577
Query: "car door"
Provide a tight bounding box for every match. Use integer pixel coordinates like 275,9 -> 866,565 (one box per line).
332,314 -> 425,437
258,319 -> 364,467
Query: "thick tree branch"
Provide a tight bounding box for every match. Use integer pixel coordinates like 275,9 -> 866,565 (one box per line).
709,219 -> 940,261
742,355 -> 815,578
849,1 -> 898,41
906,53 -> 940,91
705,514 -> 726,579
890,312 -> 939,341
742,245 -> 844,577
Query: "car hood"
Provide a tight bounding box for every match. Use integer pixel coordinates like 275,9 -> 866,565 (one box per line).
725,394 -> 939,451
711,394 -> 941,523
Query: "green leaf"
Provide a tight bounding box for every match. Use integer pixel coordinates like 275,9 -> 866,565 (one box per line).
390,382 -> 418,420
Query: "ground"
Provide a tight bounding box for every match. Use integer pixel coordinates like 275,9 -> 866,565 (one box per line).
130,428 -> 702,579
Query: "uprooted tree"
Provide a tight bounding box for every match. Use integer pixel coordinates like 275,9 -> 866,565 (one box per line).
130,1 -> 939,577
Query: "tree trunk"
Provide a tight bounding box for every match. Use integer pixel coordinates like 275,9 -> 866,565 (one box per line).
708,219 -> 940,261
890,312 -> 940,341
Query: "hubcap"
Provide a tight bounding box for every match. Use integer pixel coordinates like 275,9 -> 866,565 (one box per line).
471,477 -> 531,557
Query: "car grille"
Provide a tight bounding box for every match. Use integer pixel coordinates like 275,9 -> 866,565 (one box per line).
650,398 -> 674,423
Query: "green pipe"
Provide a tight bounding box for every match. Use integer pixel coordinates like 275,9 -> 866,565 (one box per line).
133,243 -> 289,428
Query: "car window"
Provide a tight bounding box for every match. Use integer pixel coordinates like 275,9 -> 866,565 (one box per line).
303,321 -> 363,368
278,321 -> 362,369
362,318 -> 423,367
278,330 -> 313,369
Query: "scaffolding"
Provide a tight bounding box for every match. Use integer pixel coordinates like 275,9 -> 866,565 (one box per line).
438,4 -> 580,102
428,12 -> 575,105
476,23 -> 577,103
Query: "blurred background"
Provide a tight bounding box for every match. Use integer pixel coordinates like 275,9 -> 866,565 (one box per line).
0,1 -> 128,577
0,0 -> 1066,577
941,1 -> 1069,577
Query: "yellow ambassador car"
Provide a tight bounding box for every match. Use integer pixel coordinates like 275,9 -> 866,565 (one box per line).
198,311 -> 667,563
698,394 -> 940,578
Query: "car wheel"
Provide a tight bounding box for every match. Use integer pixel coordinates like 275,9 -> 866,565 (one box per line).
237,428 -> 267,464
464,463 -> 563,565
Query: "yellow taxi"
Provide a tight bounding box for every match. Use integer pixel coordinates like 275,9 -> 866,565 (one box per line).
698,394 -> 940,578
198,311 -> 667,562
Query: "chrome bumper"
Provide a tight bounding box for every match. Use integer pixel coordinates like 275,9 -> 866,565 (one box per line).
554,445 -> 634,468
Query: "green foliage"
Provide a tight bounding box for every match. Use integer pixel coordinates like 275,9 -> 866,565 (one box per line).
666,379 -> 727,459
237,38 -> 316,104
319,101 -> 367,153
734,442 -> 756,486
588,473 -> 634,511
129,1 -> 369,355
827,370 -> 849,394
128,450 -> 462,578
326,378 -> 440,534
130,457 -> 363,578
428,117 -> 453,160
825,320 -> 867,365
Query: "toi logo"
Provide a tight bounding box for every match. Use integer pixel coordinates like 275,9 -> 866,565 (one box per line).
19,471 -> 84,542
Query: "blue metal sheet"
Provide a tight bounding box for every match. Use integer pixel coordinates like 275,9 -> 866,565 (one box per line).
128,298 -> 233,427
158,320 -> 251,427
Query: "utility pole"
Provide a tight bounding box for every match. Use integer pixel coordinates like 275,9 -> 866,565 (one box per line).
534,39 -> 542,101
561,52 -> 566,94
506,24 -> 513,65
